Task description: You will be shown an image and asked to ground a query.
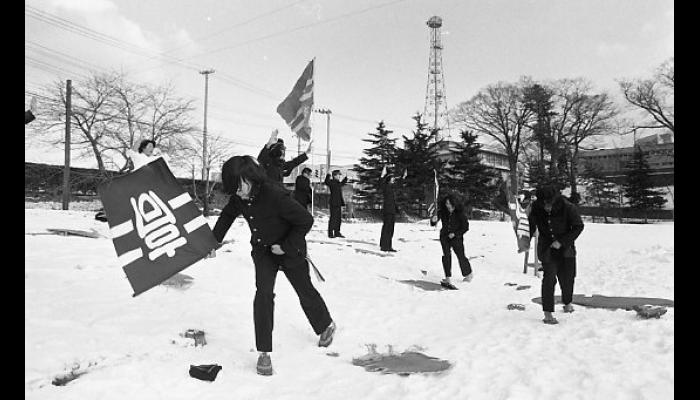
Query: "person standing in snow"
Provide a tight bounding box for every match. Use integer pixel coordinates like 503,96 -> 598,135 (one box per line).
430,192 -> 474,286
324,169 -> 348,238
258,129 -> 313,184
210,155 -> 336,376
378,166 -> 406,252
126,139 -> 168,171
293,167 -> 313,210
528,184 -> 584,325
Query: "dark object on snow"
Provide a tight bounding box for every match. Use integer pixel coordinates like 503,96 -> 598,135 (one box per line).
633,305 -> 668,319
504,282 -> 518,286
189,364 -> 222,381
532,294 -> 674,310
507,303 -> 526,311
183,329 -> 207,346
352,350 -> 451,376
46,228 -> 101,238
516,285 -> 531,290
440,281 -> 458,290
95,209 -> 108,222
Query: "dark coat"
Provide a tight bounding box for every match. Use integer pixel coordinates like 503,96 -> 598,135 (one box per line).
528,194 -> 584,259
380,175 -> 399,215
257,145 -> 308,183
324,174 -> 347,207
430,208 -> 470,239
293,175 -> 312,207
212,182 -> 313,258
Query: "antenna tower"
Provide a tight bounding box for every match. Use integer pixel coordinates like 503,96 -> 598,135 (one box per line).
423,16 -> 451,141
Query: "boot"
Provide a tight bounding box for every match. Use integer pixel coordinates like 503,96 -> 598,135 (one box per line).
256,352 -> 273,376
318,321 -> 336,347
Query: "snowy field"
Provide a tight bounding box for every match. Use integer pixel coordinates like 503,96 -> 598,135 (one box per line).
25,207 -> 674,400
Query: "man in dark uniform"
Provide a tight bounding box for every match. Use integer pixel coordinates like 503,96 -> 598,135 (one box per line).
294,167 -> 313,210
324,169 -> 347,238
211,155 -> 335,376
379,166 -> 406,252
257,129 -> 312,183
528,185 -> 584,325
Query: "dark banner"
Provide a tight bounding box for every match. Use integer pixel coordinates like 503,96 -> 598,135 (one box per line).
98,158 -> 218,296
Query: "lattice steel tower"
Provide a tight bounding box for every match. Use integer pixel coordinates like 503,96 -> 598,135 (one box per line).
423,16 -> 451,141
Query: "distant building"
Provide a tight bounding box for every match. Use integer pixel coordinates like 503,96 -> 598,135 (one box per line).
430,140 -> 510,173
577,132 -> 674,186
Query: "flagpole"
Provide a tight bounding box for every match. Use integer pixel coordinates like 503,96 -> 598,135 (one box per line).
310,57 -> 316,216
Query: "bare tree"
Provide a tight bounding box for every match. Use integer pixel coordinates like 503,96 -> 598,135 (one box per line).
549,78 -> 619,200
34,73 -> 120,172
177,132 -> 236,208
32,71 -> 197,173
451,78 -> 535,196
618,57 -> 674,133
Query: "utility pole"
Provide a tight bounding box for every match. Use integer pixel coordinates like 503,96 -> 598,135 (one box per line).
62,79 -> 72,210
314,108 -> 332,173
200,69 -> 215,216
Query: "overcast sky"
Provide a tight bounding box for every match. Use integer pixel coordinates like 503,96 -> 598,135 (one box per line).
25,0 -> 674,169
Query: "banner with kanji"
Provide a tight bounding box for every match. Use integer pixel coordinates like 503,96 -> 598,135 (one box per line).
98,158 -> 218,297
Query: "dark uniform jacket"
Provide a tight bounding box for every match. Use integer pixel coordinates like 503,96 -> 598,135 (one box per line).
257,145 -> 308,183
212,182 -> 313,258
379,175 -> 398,215
430,209 -> 470,239
293,175 -> 312,207
324,174 -> 347,207
528,194 -> 584,258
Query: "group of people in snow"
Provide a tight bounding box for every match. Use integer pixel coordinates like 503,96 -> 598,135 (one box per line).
80,123 -> 584,375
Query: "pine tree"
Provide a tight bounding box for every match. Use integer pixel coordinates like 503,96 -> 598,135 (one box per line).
444,130 -> 499,212
623,146 -> 667,222
352,121 -> 398,208
395,113 -> 440,215
580,163 -> 619,223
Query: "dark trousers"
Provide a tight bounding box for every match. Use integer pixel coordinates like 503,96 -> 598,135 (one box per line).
540,252 -> 577,312
328,206 -> 342,236
440,236 -> 472,278
379,213 -> 396,250
251,250 -> 332,352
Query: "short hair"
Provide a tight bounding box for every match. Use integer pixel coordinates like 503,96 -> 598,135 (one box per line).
220,155 -> 269,195
301,167 -> 312,175
536,185 -> 558,202
332,169 -> 341,177
138,140 -> 156,153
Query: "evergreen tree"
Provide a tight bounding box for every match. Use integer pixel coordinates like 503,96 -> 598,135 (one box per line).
444,130 -> 499,212
623,146 -> 667,222
352,120 -> 398,208
580,163 -> 619,223
395,113 -> 440,215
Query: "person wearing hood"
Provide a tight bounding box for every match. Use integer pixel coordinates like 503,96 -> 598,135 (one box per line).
379,166 -> 406,252
528,184 -> 584,325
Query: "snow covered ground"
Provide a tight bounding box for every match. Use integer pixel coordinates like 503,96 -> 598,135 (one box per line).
25,208 -> 674,400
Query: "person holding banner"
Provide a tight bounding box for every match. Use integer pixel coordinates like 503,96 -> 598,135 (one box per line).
127,139 -> 168,171
430,192 -> 474,286
528,184 -> 584,325
258,129 -> 313,184
325,169 -> 348,238
210,155 -> 336,376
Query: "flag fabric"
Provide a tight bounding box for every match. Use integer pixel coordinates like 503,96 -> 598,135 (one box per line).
276,59 -> 314,141
427,170 -> 439,216
98,158 -> 218,297
511,196 -> 531,253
